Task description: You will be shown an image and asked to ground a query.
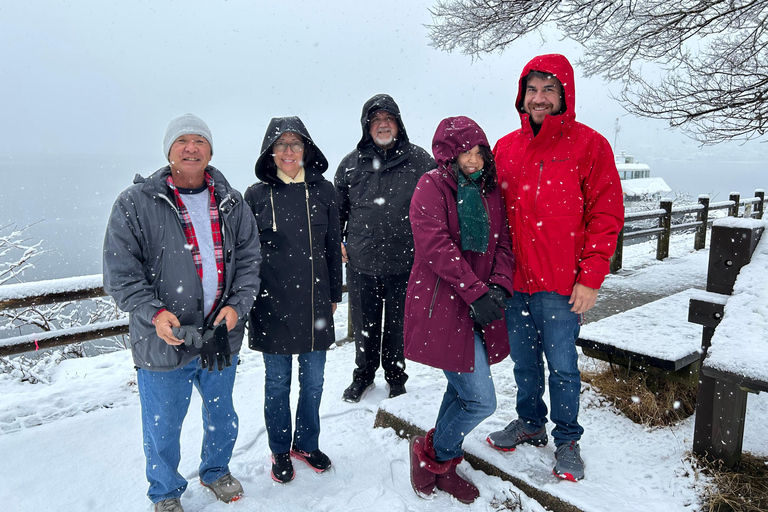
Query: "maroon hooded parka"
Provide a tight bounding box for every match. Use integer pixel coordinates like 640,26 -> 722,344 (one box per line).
403,116 -> 514,373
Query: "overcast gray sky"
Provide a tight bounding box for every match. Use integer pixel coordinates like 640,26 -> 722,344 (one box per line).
1,0 -> 764,195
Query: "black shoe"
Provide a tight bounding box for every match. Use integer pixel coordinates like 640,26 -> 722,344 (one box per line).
270,452 -> 295,483
291,448 -> 332,473
388,382 -> 406,398
342,380 -> 375,403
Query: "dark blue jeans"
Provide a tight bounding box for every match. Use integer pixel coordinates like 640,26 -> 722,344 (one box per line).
137,355 -> 239,503
432,333 -> 497,461
263,350 -> 326,454
506,291 -> 583,446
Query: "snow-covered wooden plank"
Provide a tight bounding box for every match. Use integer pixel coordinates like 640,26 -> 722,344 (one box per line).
0,274 -> 105,309
704,223 -> 768,389
577,288 -> 706,371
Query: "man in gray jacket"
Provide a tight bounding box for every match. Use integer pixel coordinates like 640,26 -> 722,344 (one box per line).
103,114 -> 261,512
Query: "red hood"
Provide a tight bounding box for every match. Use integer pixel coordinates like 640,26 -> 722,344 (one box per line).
516,54 -> 576,127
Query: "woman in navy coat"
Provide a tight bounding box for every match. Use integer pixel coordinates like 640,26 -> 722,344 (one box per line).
245,117 -> 342,484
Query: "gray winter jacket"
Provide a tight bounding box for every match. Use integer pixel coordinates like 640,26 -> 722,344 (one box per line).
103,165 -> 262,371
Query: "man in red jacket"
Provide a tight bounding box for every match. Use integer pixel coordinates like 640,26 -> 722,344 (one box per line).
486,54 -> 624,482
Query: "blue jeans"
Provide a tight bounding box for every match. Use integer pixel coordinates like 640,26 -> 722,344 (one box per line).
137,355 -> 239,504
263,350 -> 326,454
432,333 -> 497,461
506,291 -> 583,445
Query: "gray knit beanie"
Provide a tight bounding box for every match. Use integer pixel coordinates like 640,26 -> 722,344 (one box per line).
163,113 -> 214,160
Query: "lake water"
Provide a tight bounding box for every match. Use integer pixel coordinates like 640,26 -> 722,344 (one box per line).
2,152 -> 765,283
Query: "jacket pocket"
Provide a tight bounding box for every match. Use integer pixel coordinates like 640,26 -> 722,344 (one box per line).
131,316 -> 189,370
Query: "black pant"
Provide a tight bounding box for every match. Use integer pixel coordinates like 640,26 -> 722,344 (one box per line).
347,268 -> 409,386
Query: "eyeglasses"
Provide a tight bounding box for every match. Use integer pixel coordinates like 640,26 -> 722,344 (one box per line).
273,141 -> 305,153
369,114 -> 396,126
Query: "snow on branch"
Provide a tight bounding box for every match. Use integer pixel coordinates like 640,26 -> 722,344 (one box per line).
427,0 -> 768,144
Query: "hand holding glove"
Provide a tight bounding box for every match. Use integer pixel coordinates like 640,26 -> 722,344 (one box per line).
199,323 -> 232,372
171,325 -> 203,348
469,292 -> 505,326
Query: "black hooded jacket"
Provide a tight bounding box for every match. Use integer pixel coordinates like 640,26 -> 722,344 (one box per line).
334,94 -> 436,276
244,116 -> 343,355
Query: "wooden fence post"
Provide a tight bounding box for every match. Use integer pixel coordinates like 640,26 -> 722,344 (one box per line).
692,223 -> 763,468
656,199 -> 672,261
694,195 -> 709,251
756,190 -> 765,220
610,227 -> 624,273
728,193 -> 740,217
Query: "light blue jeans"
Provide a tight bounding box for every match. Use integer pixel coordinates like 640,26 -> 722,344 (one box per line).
506,291 -> 583,446
432,333 -> 497,461
263,350 -> 326,455
137,355 -> 239,504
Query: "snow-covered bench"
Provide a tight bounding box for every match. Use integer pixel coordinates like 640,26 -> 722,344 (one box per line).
691,218 -> 768,468
576,288 -> 711,385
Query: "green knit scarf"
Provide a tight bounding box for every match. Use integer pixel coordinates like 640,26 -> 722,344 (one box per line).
457,169 -> 489,253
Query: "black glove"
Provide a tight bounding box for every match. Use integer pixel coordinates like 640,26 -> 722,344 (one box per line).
487,284 -> 508,309
172,325 -> 203,348
199,323 -> 232,372
469,292 -> 505,326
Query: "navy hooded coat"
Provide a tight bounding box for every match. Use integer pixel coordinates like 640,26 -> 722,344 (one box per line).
244,117 -> 343,355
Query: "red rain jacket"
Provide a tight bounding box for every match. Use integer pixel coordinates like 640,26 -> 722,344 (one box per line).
494,54 -> 624,296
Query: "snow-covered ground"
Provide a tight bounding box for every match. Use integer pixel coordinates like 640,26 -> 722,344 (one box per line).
1,231 -> 766,512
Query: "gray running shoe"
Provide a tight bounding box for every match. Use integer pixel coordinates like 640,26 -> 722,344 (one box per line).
201,473 -> 244,503
486,419 -> 548,451
553,441 -> 585,481
154,498 -> 183,512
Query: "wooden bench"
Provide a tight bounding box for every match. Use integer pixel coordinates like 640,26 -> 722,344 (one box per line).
576,288 -> 721,385
690,218 -> 768,468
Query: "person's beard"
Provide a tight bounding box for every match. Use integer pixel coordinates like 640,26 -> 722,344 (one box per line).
373,132 -> 396,149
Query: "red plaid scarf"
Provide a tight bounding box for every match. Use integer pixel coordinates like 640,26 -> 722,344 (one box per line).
167,172 -> 225,313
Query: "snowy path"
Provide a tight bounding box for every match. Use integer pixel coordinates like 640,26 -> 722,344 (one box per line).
1,233 -> 767,511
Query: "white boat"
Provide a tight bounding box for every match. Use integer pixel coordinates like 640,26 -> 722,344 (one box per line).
615,151 -> 671,201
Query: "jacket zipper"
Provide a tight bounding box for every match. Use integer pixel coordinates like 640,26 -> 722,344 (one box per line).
304,183 -> 316,351
534,160 -> 544,211
428,277 -> 441,318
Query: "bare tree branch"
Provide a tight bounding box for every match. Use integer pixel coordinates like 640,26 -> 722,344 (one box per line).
427,0 -> 768,144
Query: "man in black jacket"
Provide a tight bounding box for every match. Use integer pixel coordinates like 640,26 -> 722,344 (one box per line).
335,94 -> 435,402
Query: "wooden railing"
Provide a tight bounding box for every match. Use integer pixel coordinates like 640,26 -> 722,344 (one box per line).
1,189 -> 764,357
0,275 -> 128,357
611,190 -> 766,273
0,278 -> 352,357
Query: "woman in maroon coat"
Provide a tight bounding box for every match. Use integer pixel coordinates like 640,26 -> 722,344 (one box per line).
405,116 -> 514,503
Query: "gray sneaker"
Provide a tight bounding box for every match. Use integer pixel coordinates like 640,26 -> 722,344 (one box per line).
486,419 -> 548,451
154,498 -> 183,512
553,441 -> 585,481
201,473 -> 244,503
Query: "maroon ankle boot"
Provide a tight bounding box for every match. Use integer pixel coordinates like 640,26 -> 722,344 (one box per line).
435,456 -> 479,504
409,429 -> 452,499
